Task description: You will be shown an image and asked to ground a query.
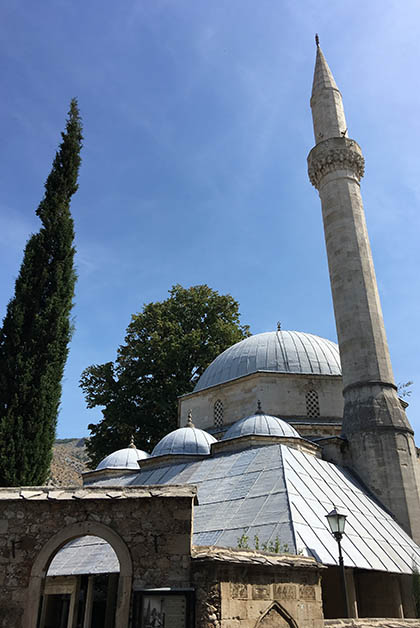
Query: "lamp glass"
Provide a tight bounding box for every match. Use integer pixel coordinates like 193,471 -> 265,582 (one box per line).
326,508 -> 347,535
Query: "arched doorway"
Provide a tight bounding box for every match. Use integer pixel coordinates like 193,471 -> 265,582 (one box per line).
39,535 -> 120,628
24,522 -> 132,628
255,602 -> 298,628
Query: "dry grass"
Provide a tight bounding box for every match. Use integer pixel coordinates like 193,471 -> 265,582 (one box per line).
49,438 -> 89,487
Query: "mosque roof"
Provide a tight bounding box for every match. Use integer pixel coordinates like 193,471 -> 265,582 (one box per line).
83,443 -> 420,575
223,408 -> 301,441
194,330 -> 341,392
152,420 -> 216,457
96,440 -> 150,471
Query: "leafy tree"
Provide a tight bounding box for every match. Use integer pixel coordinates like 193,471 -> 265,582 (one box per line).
81,284 -> 250,467
0,100 -> 82,486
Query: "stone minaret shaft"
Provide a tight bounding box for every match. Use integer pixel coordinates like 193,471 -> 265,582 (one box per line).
308,43 -> 420,542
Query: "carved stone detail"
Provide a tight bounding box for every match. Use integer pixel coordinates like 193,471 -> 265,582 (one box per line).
231,582 -> 248,599
274,584 -> 296,600
299,584 -> 316,600
257,608 -> 291,627
255,602 -> 298,628
307,137 -> 365,189
252,583 -> 271,600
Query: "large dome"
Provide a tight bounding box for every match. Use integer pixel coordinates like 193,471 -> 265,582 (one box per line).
194,330 -> 341,392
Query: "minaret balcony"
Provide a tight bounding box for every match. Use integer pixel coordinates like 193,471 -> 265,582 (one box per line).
307,136 -> 365,189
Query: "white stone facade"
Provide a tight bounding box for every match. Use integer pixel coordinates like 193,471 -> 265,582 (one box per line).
179,370 -> 343,438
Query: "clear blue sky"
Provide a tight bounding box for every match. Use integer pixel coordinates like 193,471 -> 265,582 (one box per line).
1,1 -> 420,440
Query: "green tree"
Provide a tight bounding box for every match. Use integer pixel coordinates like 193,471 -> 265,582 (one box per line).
81,284 -> 250,467
0,100 -> 82,486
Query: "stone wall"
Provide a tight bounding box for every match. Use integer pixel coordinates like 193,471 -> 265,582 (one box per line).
192,546 -> 325,628
179,371 -> 343,435
1,485 -> 413,628
0,485 -> 195,628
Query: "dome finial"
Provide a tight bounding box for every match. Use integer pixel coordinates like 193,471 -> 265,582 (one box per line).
277,321 -> 281,331
186,409 -> 195,428
256,399 -> 263,414
128,434 -> 136,449
315,33 -> 319,47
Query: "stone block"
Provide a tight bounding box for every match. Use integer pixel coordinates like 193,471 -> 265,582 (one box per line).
166,533 -> 190,554
274,583 -> 296,601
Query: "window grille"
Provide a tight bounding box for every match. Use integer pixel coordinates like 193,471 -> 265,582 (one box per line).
214,400 -> 224,427
306,390 -> 320,418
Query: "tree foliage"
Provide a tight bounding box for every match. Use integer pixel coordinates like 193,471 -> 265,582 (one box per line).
81,284 -> 250,467
0,100 -> 82,486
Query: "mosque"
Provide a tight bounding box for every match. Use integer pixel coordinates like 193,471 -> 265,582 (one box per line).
2,43 -> 420,628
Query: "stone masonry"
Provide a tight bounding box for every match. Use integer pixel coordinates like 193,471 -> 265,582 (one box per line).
308,43 -> 420,544
192,546 -> 324,628
179,371 -> 344,439
0,485 -> 326,628
0,485 -> 195,628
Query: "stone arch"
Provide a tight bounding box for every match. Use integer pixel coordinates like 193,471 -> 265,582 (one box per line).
23,520 -> 132,628
254,601 -> 298,628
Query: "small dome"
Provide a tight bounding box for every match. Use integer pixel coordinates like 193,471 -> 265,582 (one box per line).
223,405 -> 301,441
194,330 -> 341,392
96,439 -> 150,471
152,414 -> 216,457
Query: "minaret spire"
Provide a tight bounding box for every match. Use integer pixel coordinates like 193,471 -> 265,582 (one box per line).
310,44 -> 347,144
307,44 -> 420,543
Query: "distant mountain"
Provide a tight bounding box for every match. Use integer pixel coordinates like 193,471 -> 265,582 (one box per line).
49,438 -> 90,486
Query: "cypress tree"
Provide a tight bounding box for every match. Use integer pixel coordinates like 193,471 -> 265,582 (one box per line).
0,100 -> 82,486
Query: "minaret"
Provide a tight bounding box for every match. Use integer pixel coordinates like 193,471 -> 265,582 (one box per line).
307,38 -> 420,542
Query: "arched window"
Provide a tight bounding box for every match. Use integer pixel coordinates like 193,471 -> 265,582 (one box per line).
214,399 -> 224,427
306,390 -> 320,418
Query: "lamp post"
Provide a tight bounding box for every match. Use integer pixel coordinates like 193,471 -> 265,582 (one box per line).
326,507 -> 350,618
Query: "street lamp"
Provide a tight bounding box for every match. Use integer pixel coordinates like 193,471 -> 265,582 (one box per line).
325,507 -> 350,618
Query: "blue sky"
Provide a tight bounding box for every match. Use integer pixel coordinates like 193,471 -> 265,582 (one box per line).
1,0 -> 420,439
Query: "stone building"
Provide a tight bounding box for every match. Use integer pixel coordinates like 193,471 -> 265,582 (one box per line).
179,330 -> 344,442
1,42 -> 420,628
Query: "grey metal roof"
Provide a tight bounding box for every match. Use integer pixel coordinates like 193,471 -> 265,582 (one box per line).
96,446 -> 150,470
223,412 -> 301,441
194,331 -> 341,392
48,536 -> 119,576
152,426 -> 216,457
84,443 -> 420,575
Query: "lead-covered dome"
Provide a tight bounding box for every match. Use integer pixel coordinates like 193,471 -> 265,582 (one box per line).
152,417 -> 217,457
194,330 -> 341,392
96,440 -> 150,471
223,407 -> 301,441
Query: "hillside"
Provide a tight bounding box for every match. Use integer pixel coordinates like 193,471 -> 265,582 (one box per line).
49,438 -> 90,486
